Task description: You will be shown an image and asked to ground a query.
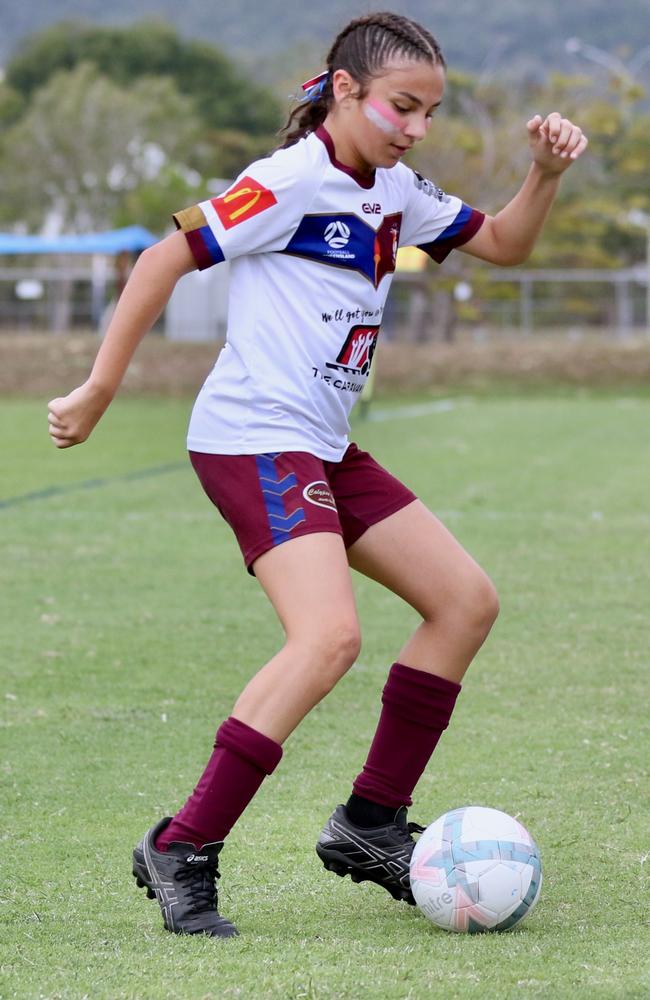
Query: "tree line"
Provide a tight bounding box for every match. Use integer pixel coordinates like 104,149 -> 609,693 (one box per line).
0,21 -> 647,274
0,22 -> 283,233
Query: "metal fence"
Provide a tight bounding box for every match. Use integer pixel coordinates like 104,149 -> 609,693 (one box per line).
0,261 -> 107,333
0,260 -> 648,340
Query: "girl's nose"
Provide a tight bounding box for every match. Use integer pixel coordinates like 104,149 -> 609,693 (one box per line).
403,115 -> 428,141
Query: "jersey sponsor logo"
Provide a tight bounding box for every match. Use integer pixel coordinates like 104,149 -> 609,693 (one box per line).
413,170 -> 451,203
212,176 -> 278,230
326,324 -> 379,376
303,481 -> 337,511
283,212 -> 402,288
362,202 -> 382,214
311,368 -> 365,393
324,220 -> 351,250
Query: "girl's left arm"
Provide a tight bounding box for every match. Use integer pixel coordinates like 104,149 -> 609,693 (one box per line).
460,112 -> 588,266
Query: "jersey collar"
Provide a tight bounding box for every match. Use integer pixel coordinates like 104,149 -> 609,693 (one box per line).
315,125 -> 376,190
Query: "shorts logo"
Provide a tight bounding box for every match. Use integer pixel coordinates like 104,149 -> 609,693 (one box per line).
326,324 -> 379,376
303,481 -> 337,510
324,221 -> 351,249
212,176 -> 277,230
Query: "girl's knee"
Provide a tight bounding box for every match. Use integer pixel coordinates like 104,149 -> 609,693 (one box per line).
452,571 -> 499,648
471,571 -> 500,636
428,565 -> 499,639
318,620 -> 362,679
291,618 -> 361,694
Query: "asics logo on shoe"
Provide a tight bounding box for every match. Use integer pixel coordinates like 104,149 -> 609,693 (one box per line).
186,854 -> 209,862
316,805 -> 420,905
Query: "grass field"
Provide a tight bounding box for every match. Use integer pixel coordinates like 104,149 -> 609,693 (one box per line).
1,391 -> 649,999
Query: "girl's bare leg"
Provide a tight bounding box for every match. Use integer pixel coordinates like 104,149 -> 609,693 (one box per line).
231,531 -> 361,743
347,500 -> 499,681
315,501 -> 500,888
155,531 -> 360,853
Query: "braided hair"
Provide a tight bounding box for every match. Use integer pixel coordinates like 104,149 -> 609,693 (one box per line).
280,12 -> 445,149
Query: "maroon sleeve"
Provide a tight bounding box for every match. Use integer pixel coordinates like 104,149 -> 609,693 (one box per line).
418,207 -> 485,263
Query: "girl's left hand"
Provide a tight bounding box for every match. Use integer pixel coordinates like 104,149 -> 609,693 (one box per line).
526,112 -> 588,174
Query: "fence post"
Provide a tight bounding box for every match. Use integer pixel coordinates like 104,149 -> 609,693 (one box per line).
646,226 -> 650,335
520,276 -> 533,336
91,254 -> 109,330
614,276 -> 632,339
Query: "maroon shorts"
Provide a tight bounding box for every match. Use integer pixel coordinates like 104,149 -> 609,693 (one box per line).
189,443 -> 417,573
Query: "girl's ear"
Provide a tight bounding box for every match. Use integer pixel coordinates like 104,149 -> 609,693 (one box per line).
331,68 -> 359,104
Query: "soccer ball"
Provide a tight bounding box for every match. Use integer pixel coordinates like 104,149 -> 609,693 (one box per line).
409,805 -> 542,933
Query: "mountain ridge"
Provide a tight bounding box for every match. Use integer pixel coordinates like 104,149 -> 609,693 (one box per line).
2,0 -> 648,85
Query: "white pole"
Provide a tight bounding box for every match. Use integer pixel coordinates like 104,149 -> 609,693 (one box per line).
644,225 -> 650,336
626,210 -> 650,336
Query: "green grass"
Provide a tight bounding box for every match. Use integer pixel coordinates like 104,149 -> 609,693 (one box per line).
1,392 -> 649,1000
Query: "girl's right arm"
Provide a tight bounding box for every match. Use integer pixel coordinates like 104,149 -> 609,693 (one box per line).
48,230 -> 196,448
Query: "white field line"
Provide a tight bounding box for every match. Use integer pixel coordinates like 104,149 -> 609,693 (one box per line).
436,509 -> 650,527
367,398 -> 459,421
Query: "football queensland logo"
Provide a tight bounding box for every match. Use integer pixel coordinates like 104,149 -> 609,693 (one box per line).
324,220 -> 351,250
327,325 -> 379,377
212,176 -> 277,230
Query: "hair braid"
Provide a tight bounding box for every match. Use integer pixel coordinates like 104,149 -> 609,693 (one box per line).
279,11 -> 445,148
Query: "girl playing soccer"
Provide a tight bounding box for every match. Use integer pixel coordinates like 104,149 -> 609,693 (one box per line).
48,11 -> 587,938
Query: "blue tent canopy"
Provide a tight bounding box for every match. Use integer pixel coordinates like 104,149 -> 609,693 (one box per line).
0,225 -> 158,255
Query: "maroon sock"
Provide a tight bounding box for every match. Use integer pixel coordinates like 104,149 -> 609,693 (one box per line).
352,662 -> 461,809
156,716 -> 283,851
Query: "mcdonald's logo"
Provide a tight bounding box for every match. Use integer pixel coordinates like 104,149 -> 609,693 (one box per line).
212,176 -> 278,230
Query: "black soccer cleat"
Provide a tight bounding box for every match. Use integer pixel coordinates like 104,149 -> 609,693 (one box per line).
132,817 -> 238,938
316,804 -> 424,905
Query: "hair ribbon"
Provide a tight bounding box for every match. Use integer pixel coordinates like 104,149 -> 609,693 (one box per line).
301,71 -> 329,102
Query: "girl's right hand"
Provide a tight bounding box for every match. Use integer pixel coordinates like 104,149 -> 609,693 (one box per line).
47,381 -> 112,448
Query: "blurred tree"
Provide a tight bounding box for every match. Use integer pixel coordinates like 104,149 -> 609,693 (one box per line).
405,66 -> 650,335
190,129 -> 279,185
0,63 -> 204,232
531,72 -> 650,266
409,69 -> 650,270
411,71 -> 537,217
0,82 -> 25,130
5,20 -> 282,136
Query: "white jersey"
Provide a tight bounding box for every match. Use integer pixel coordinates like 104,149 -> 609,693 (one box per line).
174,126 -> 483,461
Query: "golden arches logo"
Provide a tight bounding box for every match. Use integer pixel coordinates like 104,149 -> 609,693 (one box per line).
212,176 -> 277,230
222,186 -> 262,221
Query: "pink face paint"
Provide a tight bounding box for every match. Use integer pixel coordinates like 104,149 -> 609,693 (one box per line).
363,98 -> 403,136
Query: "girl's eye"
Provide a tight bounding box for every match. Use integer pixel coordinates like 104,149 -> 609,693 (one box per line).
393,104 -> 410,114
